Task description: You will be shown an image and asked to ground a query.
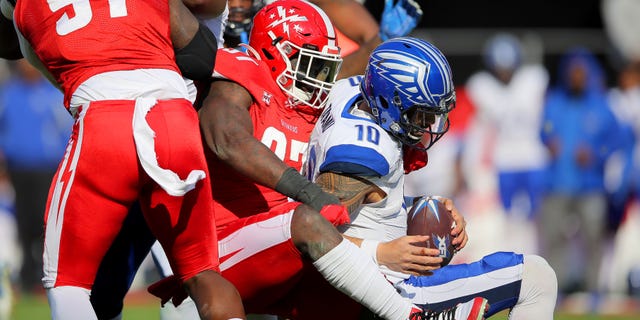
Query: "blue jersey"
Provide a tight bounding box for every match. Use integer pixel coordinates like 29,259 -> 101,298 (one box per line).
305,76 -> 407,242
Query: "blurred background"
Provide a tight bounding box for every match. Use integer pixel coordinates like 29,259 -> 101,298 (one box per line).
402,0 -> 640,316
2,0 -> 640,318
414,0 -> 615,85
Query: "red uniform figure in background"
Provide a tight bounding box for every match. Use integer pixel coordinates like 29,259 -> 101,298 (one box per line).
12,0 -> 245,319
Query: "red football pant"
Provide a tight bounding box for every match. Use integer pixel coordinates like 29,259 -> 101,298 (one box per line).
43,99 -> 218,290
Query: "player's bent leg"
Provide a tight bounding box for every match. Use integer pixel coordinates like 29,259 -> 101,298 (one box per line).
507,254 -> 557,319
140,101 -> 246,319
45,101 -> 144,319
397,252 -> 524,317
292,204 -> 419,320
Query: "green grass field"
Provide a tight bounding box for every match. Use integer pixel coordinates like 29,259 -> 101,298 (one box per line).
11,293 -> 160,319
9,292 -> 640,320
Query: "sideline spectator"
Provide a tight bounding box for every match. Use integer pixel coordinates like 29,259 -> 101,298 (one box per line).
0,59 -> 72,294
539,47 -> 625,302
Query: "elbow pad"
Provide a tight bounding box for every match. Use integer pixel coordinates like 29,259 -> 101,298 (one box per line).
175,23 -> 217,81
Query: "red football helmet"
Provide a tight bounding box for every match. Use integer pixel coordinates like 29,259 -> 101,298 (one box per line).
248,0 -> 342,109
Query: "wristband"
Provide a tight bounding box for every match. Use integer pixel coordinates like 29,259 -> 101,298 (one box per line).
360,239 -> 380,265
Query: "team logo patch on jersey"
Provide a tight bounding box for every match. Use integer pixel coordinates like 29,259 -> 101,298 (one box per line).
262,91 -> 273,105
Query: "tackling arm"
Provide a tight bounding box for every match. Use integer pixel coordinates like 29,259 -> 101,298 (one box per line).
1,0 -> 60,88
314,171 -> 384,214
199,80 -> 339,210
169,0 -> 200,49
199,79 -> 288,188
169,0 -> 217,81
315,171 -> 444,275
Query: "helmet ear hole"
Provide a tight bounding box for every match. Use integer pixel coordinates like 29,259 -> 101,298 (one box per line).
261,48 -> 274,61
379,96 -> 389,109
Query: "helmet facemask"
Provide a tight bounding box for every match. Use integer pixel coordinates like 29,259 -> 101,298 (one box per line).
273,39 -> 342,109
399,95 -> 454,150
368,87 -> 455,150
248,0 -> 342,109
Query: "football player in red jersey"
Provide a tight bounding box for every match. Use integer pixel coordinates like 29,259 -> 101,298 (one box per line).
147,1 -> 479,319
87,1 -> 478,319
11,0 -> 245,319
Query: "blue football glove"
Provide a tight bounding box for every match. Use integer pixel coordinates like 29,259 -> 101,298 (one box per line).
379,0 -> 424,41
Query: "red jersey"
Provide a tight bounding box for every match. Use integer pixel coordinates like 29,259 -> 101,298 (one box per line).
13,0 -> 179,108
208,48 -> 320,225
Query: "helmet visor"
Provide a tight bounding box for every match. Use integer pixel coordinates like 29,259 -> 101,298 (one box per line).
403,106 -> 450,149
296,47 -> 342,83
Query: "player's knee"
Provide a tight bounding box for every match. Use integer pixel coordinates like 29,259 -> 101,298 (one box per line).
292,204 -> 336,234
523,254 -> 558,299
184,270 -> 244,319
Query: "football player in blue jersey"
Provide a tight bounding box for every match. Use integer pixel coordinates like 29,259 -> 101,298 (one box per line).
302,37 -> 559,319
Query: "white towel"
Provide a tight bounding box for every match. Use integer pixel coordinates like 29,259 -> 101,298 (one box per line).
132,97 -> 205,196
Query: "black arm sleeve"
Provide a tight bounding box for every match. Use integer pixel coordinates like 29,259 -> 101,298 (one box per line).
275,167 -> 341,211
174,22 -> 217,81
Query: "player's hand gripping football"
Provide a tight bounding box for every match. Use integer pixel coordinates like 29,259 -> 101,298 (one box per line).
439,197 -> 469,252
379,0 -> 423,41
377,235 -> 445,275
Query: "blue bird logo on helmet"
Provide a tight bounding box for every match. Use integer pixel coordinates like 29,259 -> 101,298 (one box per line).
361,37 -> 455,150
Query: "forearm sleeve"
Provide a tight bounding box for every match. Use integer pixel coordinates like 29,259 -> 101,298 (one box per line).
275,167 -> 340,211
175,22 -> 217,81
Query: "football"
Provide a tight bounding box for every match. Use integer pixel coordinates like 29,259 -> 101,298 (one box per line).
406,196 -> 456,267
